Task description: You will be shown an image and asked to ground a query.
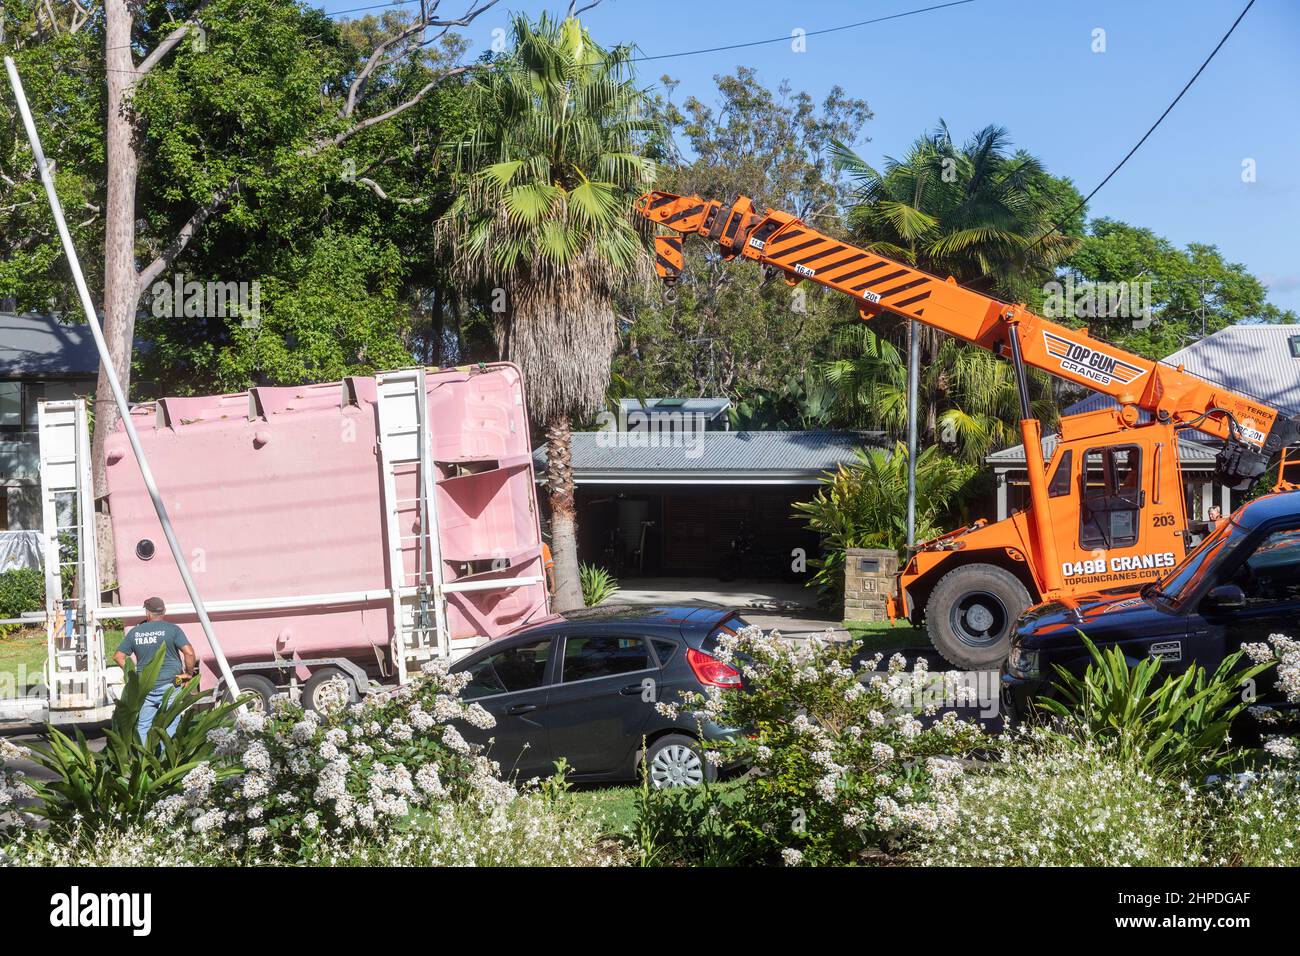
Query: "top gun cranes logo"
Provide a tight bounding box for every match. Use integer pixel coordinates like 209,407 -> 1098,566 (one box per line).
1042,331 -> 1147,388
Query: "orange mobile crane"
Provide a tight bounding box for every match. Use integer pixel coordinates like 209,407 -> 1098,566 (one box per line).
636,190 -> 1300,668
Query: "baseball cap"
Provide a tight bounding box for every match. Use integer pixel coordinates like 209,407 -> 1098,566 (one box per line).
143,596 -> 166,614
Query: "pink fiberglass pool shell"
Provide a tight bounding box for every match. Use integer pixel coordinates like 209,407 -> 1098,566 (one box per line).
102,363 -> 550,689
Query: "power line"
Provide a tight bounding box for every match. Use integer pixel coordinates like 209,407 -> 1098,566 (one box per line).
626,0 -> 976,62
1026,0 -> 1256,256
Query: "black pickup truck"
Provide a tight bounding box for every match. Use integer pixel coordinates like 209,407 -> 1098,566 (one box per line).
1002,489 -> 1300,717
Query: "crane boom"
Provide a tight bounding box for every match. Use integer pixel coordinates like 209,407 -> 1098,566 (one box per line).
636,191 -> 1300,489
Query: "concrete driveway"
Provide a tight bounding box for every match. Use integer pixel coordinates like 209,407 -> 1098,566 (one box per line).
614,576 -> 847,638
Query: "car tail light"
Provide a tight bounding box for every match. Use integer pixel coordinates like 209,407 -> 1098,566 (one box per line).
687,647 -> 742,688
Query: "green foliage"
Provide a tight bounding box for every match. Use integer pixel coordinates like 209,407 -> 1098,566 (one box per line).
727,371 -> 835,431
1058,218 -> 1297,359
1039,634 -> 1274,779
615,67 -> 869,401
823,323 -> 1056,464
21,652 -> 243,832
579,563 -> 620,607
795,443 -> 975,601
641,627 -> 983,866
632,763 -> 742,867
0,567 -> 44,619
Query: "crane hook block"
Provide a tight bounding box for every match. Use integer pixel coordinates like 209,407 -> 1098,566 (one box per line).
653,235 -> 683,283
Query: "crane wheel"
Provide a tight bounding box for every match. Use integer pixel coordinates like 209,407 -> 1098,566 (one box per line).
924,564 -> 1031,670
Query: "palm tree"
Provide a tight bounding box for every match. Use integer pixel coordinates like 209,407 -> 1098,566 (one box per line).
823,123 -> 1074,463
830,122 -> 1076,301
794,443 -> 974,601
436,13 -> 657,609
823,324 -> 1056,464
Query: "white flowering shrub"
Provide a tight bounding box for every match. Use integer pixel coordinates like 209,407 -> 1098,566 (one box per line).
1,822 -> 227,867
149,660 -> 509,861
653,626 -> 983,866
1242,634 -> 1300,764
321,790 -> 620,867
1202,770 -> 1300,866
0,738 -> 34,837
917,728 -> 1206,866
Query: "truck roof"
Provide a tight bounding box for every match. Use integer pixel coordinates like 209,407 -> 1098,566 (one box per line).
1230,488 -> 1300,529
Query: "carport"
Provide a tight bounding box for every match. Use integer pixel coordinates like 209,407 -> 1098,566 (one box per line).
533,429 -> 881,624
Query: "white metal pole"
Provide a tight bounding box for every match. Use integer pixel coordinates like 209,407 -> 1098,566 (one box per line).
5,57 -> 243,703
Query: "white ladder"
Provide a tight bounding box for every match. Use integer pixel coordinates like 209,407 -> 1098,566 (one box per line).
37,399 -> 104,712
375,369 -> 448,684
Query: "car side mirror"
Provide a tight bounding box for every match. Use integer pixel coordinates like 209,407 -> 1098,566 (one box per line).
1201,584 -> 1245,613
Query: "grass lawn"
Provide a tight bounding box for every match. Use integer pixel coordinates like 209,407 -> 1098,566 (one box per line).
569,785 -> 640,837
0,627 -> 124,693
844,618 -> 930,653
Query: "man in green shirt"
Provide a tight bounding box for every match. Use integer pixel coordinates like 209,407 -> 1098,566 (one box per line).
113,597 -> 198,742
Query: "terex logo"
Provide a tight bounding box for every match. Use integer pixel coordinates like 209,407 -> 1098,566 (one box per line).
1043,331 -> 1146,387
50,886 -> 152,936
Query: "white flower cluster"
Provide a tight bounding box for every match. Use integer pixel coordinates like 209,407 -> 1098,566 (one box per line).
0,738 -> 34,818
688,625 -> 983,863
146,663 -> 512,857
1241,634 -> 1300,764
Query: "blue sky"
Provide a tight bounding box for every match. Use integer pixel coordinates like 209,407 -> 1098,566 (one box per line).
323,0 -> 1300,314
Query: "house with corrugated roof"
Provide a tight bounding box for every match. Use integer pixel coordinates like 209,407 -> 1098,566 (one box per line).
985,323 -> 1300,522
0,313 -> 99,532
534,408 -> 881,578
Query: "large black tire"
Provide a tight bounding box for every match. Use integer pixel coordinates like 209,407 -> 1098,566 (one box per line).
302,667 -> 359,714
230,673 -> 278,713
924,563 -> 1032,670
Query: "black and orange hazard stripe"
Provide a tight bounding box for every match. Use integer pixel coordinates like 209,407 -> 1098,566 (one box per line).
654,235 -> 683,281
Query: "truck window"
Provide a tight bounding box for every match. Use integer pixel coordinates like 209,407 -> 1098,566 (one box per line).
1234,525 -> 1300,607
1048,449 -> 1072,498
1080,445 -> 1141,550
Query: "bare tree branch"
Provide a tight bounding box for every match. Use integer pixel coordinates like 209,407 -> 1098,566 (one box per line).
356,176 -> 427,205
342,0 -> 500,119
327,65 -> 471,151
567,0 -> 604,16
138,3 -> 214,78
135,180 -> 239,294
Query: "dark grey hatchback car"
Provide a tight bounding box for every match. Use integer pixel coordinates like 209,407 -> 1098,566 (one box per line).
449,604 -> 748,787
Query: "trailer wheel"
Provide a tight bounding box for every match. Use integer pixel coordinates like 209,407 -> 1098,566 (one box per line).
230,674 -> 278,713
925,564 -> 1031,670
303,667 -> 358,714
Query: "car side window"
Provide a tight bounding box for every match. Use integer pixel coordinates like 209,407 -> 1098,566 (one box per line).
652,639 -> 679,665
461,639 -> 552,700
562,634 -> 651,682
1234,526 -> 1300,607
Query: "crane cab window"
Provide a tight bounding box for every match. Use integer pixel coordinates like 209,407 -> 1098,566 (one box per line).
1080,445 -> 1142,550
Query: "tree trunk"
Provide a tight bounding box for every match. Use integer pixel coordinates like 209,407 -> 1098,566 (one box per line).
91,0 -> 142,591
544,414 -> 584,611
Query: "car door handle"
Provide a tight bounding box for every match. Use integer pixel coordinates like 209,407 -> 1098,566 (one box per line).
619,683 -> 643,696
506,703 -> 538,715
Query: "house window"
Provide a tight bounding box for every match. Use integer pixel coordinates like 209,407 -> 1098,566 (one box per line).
1289,335 -> 1300,360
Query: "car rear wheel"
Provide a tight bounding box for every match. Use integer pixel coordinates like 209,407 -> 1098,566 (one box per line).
646,734 -> 717,788
925,563 -> 1032,670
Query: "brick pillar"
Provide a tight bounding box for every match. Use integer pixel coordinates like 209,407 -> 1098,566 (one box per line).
843,548 -> 899,621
